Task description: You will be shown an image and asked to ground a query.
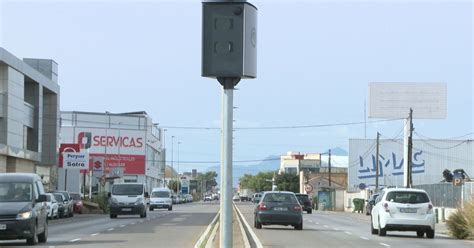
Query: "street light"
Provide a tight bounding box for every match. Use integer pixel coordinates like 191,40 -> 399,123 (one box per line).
177,141 -> 181,194
171,135 -> 175,192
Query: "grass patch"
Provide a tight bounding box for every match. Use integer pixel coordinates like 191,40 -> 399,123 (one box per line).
446,201 -> 474,240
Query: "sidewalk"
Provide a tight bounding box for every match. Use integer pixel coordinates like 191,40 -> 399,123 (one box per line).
315,210 -> 451,236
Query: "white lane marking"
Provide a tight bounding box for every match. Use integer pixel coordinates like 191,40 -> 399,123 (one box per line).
119,224 -> 126,228
69,238 -> 81,242
316,222 -> 320,224
438,234 -> 449,237
107,228 -> 114,231
308,220 -> 313,222
324,225 -> 329,228
380,243 -> 390,247
360,236 -> 370,240
130,222 -> 136,225
139,220 -> 144,223
345,231 -> 352,235
91,233 -> 100,237
333,227 -> 339,231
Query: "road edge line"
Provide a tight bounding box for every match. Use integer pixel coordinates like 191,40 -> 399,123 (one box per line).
194,210 -> 220,248
233,203 -> 263,248
205,222 -> 219,248
234,206 -> 251,248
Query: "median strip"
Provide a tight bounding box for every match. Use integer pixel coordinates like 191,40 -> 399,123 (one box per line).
233,203 -> 264,248
194,211 -> 220,248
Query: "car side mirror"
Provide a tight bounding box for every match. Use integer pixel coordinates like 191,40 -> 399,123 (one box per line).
144,192 -> 149,198
37,194 -> 47,203
107,192 -> 111,198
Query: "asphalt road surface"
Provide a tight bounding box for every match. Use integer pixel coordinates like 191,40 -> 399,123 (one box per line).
235,202 -> 474,248
0,202 -> 219,248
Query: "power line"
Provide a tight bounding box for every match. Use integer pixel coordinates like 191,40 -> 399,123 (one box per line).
414,131 -> 474,141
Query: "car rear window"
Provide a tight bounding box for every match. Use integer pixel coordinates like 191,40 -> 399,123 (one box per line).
296,195 -> 310,203
263,193 -> 297,203
152,191 -> 170,198
385,191 -> 429,204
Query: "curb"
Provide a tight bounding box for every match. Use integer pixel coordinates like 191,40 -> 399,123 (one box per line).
233,203 -> 263,248
194,211 -> 220,248
234,206 -> 251,248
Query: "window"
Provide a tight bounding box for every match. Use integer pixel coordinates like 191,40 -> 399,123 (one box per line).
385,191 -> 430,204
263,193 -> 297,203
0,182 -> 33,202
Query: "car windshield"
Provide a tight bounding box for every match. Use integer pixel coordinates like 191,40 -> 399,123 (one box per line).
53,194 -> 64,202
385,191 -> 430,204
263,193 -> 297,203
0,182 -> 32,202
112,184 -> 143,195
70,193 -> 81,200
152,191 -> 170,198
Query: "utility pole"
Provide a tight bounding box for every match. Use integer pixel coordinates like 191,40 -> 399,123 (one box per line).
328,149 -> 332,187
375,132 -> 380,192
403,108 -> 414,188
177,141 -> 181,194
171,135 -> 174,192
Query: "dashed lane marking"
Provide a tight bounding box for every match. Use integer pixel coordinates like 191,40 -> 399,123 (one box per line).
120,225 -> 126,228
130,223 -> 136,225
324,225 -> 329,228
69,238 -> 81,243
107,228 -> 114,231
345,231 -> 352,235
380,243 -> 390,247
91,233 -> 100,237
360,236 -> 370,240
333,228 -> 339,231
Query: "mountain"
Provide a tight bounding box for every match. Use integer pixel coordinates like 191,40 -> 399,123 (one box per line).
206,155 -> 280,187
325,147 -> 348,156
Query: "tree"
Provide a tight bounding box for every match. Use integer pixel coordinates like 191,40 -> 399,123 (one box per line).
197,171 -> 218,192
275,173 -> 299,193
168,180 -> 181,193
238,172 -> 274,192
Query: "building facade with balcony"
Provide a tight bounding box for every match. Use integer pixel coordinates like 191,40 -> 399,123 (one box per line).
0,48 -> 60,189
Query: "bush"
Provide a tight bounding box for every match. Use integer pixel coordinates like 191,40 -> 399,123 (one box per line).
91,192 -> 110,214
446,201 -> 474,239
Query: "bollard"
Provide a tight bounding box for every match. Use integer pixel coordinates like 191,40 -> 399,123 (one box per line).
441,207 -> 445,222
435,208 -> 439,223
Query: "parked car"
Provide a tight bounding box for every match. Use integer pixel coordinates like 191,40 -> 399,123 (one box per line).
252,193 -> 262,203
232,194 -> 240,202
371,188 -> 435,238
108,183 -> 148,218
295,193 -> 312,214
204,194 -> 212,202
52,193 -> 67,218
365,193 -> 379,216
254,191 -> 303,230
69,192 -> 83,214
0,173 -> 49,245
149,188 -> 172,211
53,190 -> 74,217
45,193 -> 59,219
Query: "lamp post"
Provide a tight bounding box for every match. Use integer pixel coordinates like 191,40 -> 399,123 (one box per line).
177,141 -> 181,194
171,135 -> 175,192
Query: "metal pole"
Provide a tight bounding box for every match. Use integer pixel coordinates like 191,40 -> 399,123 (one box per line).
375,132 -> 380,192
177,141 -> 181,194
408,109 -> 414,187
328,149 -> 332,187
220,87 -> 234,248
171,136 -> 174,192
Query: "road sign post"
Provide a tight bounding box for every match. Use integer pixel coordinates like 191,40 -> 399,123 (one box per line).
202,1 -> 257,247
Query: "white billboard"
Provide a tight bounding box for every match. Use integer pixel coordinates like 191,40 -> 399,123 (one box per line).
63,152 -> 89,170
348,139 -> 473,190
368,82 -> 447,119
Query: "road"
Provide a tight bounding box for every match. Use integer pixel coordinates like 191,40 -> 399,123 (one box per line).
235,202 -> 474,248
0,202 -> 219,248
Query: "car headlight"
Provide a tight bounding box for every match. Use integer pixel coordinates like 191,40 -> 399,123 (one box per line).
135,198 -> 143,205
17,210 -> 33,220
111,197 -> 119,204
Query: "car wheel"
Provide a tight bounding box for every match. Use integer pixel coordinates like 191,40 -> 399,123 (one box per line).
140,211 -> 147,218
307,209 -> 312,214
110,214 -> 117,219
255,217 -> 262,229
38,222 -> 48,243
26,223 -> 38,245
370,216 -> 378,235
426,229 -> 435,239
416,231 -> 425,238
378,218 -> 386,237
295,222 -> 303,230
168,206 -> 172,211
149,207 -> 154,211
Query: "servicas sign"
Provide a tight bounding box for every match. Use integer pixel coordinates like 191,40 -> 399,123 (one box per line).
63,152 -> 89,170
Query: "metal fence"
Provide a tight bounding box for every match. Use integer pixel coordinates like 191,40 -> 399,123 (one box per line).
414,182 -> 474,208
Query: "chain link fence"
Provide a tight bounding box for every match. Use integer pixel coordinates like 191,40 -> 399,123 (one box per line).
414,182 -> 474,208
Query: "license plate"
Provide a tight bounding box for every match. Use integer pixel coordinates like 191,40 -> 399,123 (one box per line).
400,208 -> 417,213
122,208 -> 132,211
274,207 -> 288,211
0,224 -> 6,230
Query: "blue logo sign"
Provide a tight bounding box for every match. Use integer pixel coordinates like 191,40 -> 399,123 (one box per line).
357,151 -> 425,179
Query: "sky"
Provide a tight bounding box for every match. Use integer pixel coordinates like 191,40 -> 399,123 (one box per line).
0,0 -> 472,173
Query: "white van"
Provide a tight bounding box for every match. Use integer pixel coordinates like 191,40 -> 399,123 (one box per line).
149,187 -> 173,211
108,183 -> 149,218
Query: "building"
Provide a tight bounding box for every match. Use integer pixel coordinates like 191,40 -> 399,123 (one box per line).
59,111 -> 165,193
349,138 -> 474,191
0,48 -> 60,190
279,152 -> 322,175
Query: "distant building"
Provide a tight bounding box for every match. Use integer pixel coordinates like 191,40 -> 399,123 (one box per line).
59,111 -> 165,193
279,152 -> 322,174
0,48 -> 60,190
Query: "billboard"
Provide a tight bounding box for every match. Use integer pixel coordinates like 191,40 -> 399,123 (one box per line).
348,139 -> 473,190
61,127 -> 146,174
368,82 -> 447,119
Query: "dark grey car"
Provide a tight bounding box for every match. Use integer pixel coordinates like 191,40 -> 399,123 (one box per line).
366,193 -> 379,216
254,191 -> 303,230
0,173 -> 49,245
53,191 -> 73,218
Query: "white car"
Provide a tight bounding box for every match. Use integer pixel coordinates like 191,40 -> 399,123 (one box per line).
371,188 -> 435,238
45,193 -> 59,219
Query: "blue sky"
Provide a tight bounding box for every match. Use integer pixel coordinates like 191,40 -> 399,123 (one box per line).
1,0 -> 472,173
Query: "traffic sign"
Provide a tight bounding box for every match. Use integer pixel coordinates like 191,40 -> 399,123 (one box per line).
63,152 -> 89,170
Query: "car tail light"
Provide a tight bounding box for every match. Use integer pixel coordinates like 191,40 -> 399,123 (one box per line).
258,203 -> 267,211
383,203 -> 390,213
294,205 -> 302,212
